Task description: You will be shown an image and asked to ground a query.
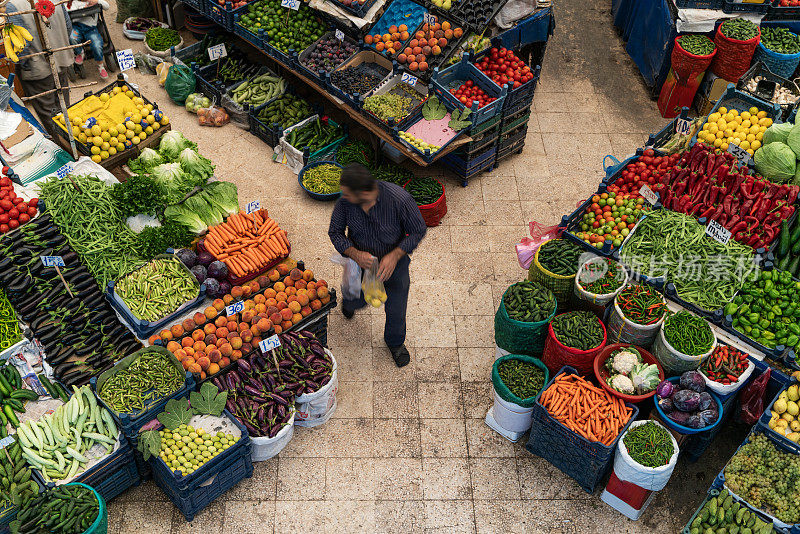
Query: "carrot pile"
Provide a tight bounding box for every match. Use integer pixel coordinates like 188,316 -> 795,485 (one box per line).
201,209 -> 290,278
538,372 -> 634,446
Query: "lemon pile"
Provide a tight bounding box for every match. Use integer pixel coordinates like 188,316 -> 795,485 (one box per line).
697,106 -> 772,156
398,131 -> 441,154
767,384 -> 800,443
54,87 -> 170,163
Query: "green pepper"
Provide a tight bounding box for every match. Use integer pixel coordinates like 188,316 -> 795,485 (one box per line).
789,334 -> 800,347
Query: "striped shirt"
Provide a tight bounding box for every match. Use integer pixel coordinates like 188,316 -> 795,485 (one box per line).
328,181 -> 427,258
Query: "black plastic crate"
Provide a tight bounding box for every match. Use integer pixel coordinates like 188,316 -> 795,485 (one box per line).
457,126 -> 499,156
500,110 -> 530,134
452,0 -> 508,33
440,142 -> 496,174
675,0 -> 723,7
723,0 -> 770,12
736,61 -> 800,122
498,122 -> 527,147
327,0 -> 379,18
494,137 -> 524,165
770,0 -> 800,17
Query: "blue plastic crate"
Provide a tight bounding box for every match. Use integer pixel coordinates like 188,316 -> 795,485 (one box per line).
203,1 -> 252,32
680,489 -> 775,534
362,0 -> 426,56
770,0 -> 800,17
152,440 -> 253,521
105,254 -> 206,340
442,149 -> 494,185
681,391 -> 739,463
646,107 -> 691,153
470,46 -> 541,111
232,14 -> 263,48
439,143 -> 496,174
90,346 -> 196,441
709,426 -> 800,533
757,384 -> 800,455
466,112 -> 501,137
753,40 -> 800,80
525,366 -> 639,494
694,85 -> 782,148
722,0 -> 770,13
431,57 -> 508,126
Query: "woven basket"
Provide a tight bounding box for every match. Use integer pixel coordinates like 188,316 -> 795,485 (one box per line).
752,41 -> 800,79
541,315 -> 608,376
711,24 -> 760,82
491,354 -> 549,407
528,240 -> 575,309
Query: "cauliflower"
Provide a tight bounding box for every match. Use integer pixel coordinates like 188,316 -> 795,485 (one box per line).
609,374 -> 635,394
609,350 -> 640,375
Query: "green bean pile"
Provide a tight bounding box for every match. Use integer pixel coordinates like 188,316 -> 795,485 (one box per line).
498,359 -> 546,400
405,177 -> 443,206
622,421 -> 674,468
720,18 -> 759,41
0,287 -> 21,351
336,139 -> 375,168
664,310 -> 715,356
761,27 -> 800,55
99,350 -> 185,414
677,35 -> 715,56
302,164 -> 341,195
116,257 -> 199,322
38,174 -> 145,288
619,210 -> 755,311
551,310 -> 604,350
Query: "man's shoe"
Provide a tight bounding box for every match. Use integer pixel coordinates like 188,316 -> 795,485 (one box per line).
74,54 -> 83,65
389,345 -> 410,367
342,307 -> 354,320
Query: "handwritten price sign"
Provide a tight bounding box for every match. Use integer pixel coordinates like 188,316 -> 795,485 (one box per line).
245,200 -> 261,214
208,43 -> 227,60
116,49 -> 135,72
705,219 -> 732,245
281,0 -> 300,10
40,256 -> 65,267
401,73 -> 418,87
639,185 -> 658,205
727,142 -> 752,166
675,118 -> 692,136
259,334 -> 281,353
225,301 -> 244,316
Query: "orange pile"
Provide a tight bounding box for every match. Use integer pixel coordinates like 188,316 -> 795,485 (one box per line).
203,209 -> 290,279
149,264 -> 330,379
396,21 -> 463,72
538,373 -> 634,446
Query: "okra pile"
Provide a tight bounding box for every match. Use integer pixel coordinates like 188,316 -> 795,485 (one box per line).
98,350 -> 185,414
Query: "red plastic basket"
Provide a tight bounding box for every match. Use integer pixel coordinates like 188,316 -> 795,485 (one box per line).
672,36 -> 717,80
404,178 -> 447,227
593,343 -> 665,403
196,238 -> 290,287
542,316 -> 607,376
711,24 -> 761,82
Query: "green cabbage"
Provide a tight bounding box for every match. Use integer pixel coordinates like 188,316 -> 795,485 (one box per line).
178,148 -> 215,182
754,142 -> 797,183
787,123 -> 800,157
794,164 -> 800,185
158,131 -> 196,160
763,122 -> 794,146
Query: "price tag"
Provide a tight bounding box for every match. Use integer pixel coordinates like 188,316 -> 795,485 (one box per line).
207,43 -> 227,61
281,0 -> 300,10
423,12 -> 437,24
0,436 -> 13,449
40,256 -> 65,267
727,142 -> 752,166
245,200 -> 261,214
56,162 -> 73,179
116,49 -> 135,72
705,219 -> 732,245
675,118 -> 692,136
401,72 -> 418,87
225,301 -> 244,316
259,334 -> 282,353
639,184 -> 658,205
335,29 -> 344,41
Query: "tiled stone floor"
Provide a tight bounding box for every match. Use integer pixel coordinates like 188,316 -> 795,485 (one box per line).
41,0 -> 752,532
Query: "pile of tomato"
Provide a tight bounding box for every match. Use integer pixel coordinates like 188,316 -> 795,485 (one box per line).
450,80 -> 496,109
0,170 -> 38,233
571,192 -> 648,249
475,47 -> 535,90
606,148 -> 680,196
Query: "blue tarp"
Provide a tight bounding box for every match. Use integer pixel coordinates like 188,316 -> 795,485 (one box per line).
518,7 -> 555,47
617,0 -> 676,93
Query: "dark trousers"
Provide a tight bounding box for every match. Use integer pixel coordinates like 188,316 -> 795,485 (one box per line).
343,255 -> 410,348
19,72 -> 70,139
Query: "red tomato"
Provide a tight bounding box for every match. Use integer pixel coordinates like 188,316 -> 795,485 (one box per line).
8,220 -> 18,229
11,197 -> 22,204
8,208 -> 18,219
26,207 -> 36,217
0,214 -> 8,224
18,213 -> 29,224
0,224 -> 8,233
0,200 -> 11,211
28,198 -> 38,207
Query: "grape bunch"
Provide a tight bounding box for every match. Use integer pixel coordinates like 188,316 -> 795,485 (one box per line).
158,424 -> 239,476
724,433 -> 800,523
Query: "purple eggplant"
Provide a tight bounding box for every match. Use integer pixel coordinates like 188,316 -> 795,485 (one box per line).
277,404 -> 287,418
238,359 -> 252,373
226,398 -> 237,412
243,420 -> 259,435
269,393 -> 289,406
245,385 -> 264,397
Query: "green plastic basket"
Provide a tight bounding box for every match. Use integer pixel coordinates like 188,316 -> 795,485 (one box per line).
67,483 -> 107,534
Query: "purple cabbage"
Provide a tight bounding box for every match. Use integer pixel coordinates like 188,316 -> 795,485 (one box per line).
658,397 -> 675,414
219,280 -> 232,296
680,370 -> 706,393
673,389 -> 701,412
198,250 -> 214,266
668,410 -> 691,425
175,248 -> 197,268
207,260 -> 228,280
204,278 -> 222,298
698,391 -> 714,411
699,408 -> 719,427
686,415 -> 703,429
656,380 -> 674,398
190,264 -> 207,283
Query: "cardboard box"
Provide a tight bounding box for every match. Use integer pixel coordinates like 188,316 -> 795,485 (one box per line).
693,73 -> 734,116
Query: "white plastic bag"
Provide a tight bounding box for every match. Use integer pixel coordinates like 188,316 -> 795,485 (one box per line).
331,253 -> 362,301
614,420 -> 679,491
251,411 -> 295,461
294,349 -> 338,428
494,0 -> 537,28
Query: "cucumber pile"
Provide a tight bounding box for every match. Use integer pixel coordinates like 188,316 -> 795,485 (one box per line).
0,365 -> 38,437
775,216 -> 800,278
0,437 -> 40,514
687,489 -> 774,534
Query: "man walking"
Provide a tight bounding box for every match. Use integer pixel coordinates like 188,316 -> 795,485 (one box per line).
328,164 -> 427,367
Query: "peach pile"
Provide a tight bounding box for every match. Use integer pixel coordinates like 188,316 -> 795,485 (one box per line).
149,263 -> 330,380
396,21 -> 463,72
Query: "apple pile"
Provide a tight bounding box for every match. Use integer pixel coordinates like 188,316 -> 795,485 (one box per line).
150,264 -> 330,380
0,169 -> 38,233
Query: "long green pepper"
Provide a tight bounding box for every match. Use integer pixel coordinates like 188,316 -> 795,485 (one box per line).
498,359 -> 545,400
98,351 -> 185,414
115,257 -> 199,322
663,310 -> 714,356
622,421 -> 674,468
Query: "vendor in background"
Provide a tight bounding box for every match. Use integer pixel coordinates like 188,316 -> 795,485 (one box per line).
328,163 -> 427,368
3,0 -> 74,138
66,0 -> 109,79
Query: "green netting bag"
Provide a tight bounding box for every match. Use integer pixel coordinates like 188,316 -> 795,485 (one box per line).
494,284 -> 557,356
491,354 -> 550,407
165,65 -> 196,105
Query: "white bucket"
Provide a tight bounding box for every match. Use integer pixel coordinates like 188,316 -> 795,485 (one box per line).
492,387 -> 533,433
251,411 -> 295,462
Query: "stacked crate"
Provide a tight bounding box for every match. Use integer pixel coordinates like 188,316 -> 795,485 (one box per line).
493,64 -> 541,168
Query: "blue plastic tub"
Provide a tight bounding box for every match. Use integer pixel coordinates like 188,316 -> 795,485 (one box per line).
525,366 -> 639,494
653,376 -> 725,435
90,346 -> 196,441
363,0 -> 426,57
752,40 -> 800,79
298,160 -> 342,201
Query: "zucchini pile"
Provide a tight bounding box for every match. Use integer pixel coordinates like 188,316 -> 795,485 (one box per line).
776,216 -> 800,278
